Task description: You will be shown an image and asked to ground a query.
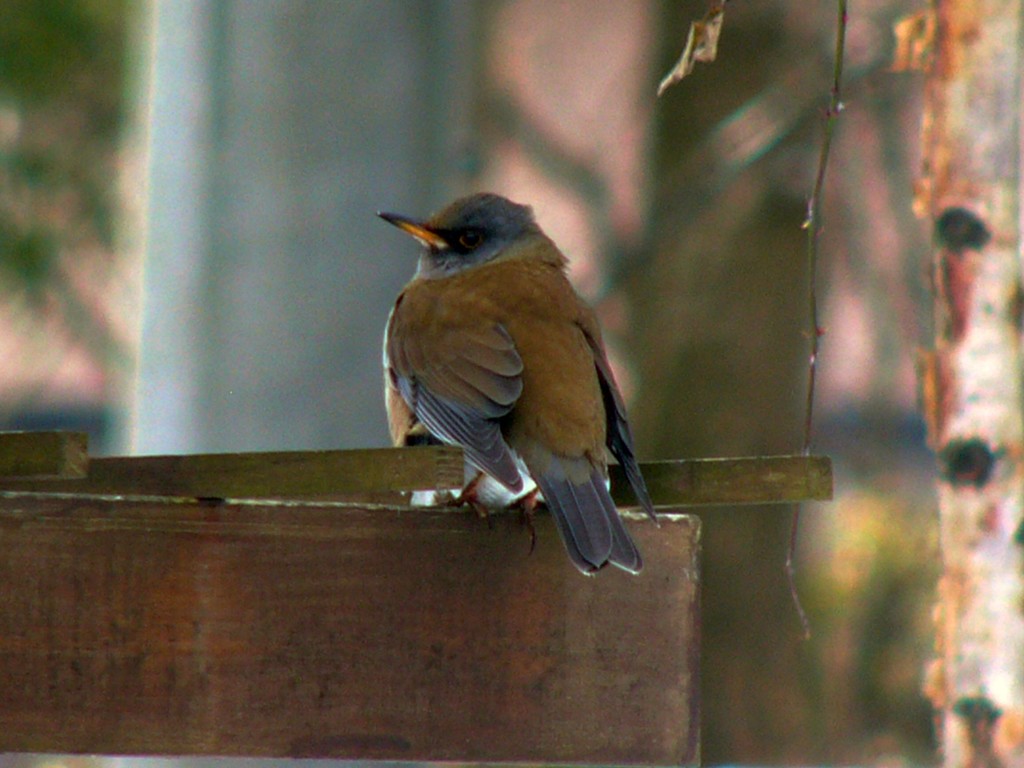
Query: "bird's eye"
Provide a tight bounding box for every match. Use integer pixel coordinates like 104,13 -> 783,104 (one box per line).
458,230 -> 482,250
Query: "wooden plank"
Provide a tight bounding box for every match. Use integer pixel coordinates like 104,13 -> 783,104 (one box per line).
0,445 -> 465,499
0,441 -> 831,507
611,453 -> 833,508
0,496 -> 699,765
0,431 -> 88,479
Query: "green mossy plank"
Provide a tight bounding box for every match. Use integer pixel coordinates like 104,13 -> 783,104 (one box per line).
0,430 -> 88,479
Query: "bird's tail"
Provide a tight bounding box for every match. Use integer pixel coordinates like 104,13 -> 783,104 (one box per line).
534,458 -> 642,575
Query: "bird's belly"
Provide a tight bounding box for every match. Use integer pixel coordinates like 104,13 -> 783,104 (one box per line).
470,461 -> 540,509
409,452 -> 542,509
407,452 -> 612,510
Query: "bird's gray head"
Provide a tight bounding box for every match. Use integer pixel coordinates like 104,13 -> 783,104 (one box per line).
379,193 -> 542,278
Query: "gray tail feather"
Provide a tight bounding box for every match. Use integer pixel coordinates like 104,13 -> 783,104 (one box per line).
606,505 -> 643,574
535,464 -> 643,575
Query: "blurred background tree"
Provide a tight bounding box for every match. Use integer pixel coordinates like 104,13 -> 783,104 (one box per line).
0,0 -> 941,765
639,3 -> 935,763
0,0 -> 137,452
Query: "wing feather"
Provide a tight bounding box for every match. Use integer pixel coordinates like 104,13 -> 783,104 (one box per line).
386,310 -> 524,491
580,325 -> 657,522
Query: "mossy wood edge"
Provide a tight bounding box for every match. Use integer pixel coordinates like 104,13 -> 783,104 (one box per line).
0,430 -> 88,480
0,431 -> 831,507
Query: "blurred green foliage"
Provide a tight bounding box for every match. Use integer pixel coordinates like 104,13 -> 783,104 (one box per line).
0,0 -> 131,298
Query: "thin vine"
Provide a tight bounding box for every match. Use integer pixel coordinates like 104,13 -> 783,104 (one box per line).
789,0 -> 848,640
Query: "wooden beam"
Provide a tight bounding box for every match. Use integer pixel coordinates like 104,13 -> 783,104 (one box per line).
0,437 -> 831,507
0,444 -> 466,499
611,453 -> 833,508
0,497 -> 698,765
0,430 -> 88,479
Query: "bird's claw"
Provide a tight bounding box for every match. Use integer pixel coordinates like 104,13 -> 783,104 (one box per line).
455,472 -> 492,526
512,488 -> 539,555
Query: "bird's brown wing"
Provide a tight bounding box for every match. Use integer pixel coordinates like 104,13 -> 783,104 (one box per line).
386,309 -> 525,491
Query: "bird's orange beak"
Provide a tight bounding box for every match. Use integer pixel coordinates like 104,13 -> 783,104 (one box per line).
378,211 -> 449,251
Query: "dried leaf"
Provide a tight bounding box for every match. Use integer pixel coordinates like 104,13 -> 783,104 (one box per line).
657,0 -> 726,96
892,9 -> 935,72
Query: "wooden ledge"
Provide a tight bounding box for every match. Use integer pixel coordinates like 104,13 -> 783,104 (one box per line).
0,495 -> 698,764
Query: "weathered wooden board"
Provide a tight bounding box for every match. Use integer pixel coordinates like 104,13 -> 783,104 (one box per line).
0,431 -> 88,480
0,432 -> 831,508
615,454 -> 832,507
0,443 -> 466,499
0,495 -> 699,765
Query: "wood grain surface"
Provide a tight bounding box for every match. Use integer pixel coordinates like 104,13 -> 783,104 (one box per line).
0,495 -> 699,765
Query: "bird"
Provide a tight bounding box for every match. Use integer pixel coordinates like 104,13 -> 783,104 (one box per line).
379,193 -> 656,574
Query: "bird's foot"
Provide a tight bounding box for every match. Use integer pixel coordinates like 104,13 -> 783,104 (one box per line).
511,488 -> 540,555
454,472 -> 493,526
